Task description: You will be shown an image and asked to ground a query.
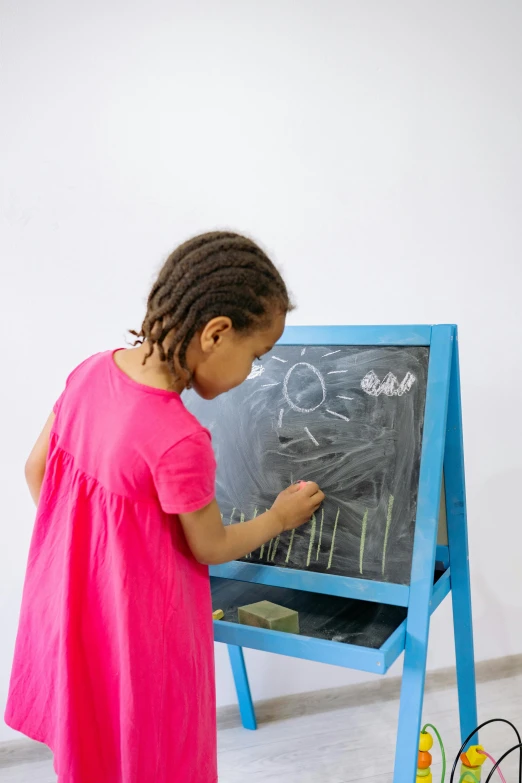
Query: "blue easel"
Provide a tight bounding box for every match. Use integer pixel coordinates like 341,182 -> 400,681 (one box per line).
211,325 -> 477,783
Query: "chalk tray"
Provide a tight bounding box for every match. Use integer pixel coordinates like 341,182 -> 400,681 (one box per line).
211,567 -> 450,675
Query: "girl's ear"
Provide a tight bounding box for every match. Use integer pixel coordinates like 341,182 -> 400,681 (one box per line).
199,317 -> 233,353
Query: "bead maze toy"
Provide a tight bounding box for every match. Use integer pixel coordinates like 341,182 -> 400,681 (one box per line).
416,718 -> 522,783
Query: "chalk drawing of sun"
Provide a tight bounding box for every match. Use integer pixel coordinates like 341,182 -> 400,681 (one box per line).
248,347 -> 354,447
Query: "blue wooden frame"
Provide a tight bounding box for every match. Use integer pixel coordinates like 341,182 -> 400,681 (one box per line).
211,325 -> 477,783
211,562 -> 410,606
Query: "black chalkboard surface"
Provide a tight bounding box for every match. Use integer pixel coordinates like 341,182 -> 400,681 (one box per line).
185,345 -> 429,585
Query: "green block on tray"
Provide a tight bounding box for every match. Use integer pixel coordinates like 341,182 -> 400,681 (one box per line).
238,601 -> 299,634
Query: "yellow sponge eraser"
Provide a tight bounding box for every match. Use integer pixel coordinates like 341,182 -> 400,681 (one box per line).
238,601 -> 299,634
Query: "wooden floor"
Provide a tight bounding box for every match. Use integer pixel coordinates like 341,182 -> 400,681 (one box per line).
1,656 -> 521,782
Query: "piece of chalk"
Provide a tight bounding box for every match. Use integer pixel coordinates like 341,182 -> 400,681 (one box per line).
212,609 -> 224,621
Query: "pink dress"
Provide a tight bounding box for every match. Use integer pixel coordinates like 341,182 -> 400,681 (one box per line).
5,351 -> 218,783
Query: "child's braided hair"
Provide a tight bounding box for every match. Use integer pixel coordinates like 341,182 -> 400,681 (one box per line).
131,231 -> 293,381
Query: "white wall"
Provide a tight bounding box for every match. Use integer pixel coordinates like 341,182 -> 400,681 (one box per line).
2,0 -> 522,742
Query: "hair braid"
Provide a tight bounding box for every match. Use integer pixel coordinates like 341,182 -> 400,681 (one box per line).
131,231 -> 293,381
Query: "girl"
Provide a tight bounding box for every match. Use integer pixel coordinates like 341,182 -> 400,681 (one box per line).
5,231 -> 324,783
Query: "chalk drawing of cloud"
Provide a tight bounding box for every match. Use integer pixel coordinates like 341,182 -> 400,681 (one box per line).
361,370 -> 416,397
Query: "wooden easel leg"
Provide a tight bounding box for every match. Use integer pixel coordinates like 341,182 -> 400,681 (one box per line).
450,560 -> 478,745
227,644 -> 257,730
393,635 -> 429,782
444,335 -> 478,744
394,325 -> 455,782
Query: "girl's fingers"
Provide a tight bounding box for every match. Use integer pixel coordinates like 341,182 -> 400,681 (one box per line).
301,481 -> 320,497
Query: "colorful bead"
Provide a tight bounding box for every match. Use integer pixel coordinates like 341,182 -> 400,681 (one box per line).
418,751 -> 432,769
419,732 -> 434,752
460,763 -> 481,782
462,745 -> 486,767
417,727 -> 434,781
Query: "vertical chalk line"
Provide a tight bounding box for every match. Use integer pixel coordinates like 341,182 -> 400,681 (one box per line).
239,512 -> 250,558
267,538 -> 274,561
359,509 -> 368,574
327,508 -> 340,570
382,495 -> 395,575
248,508 -> 258,558
260,509 -> 269,560
285,529 -> 295,563
230,508 -> 236,526
271,535 -> 281,561
316,507 -> 324,560
306,513 -> 317,567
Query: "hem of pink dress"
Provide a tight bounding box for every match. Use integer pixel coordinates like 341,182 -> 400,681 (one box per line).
4,716 -> 54,755
6,719 -> 218,782
6,720 -> 218,782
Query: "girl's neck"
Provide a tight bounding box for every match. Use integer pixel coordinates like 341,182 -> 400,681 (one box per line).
114,343 -> 187,394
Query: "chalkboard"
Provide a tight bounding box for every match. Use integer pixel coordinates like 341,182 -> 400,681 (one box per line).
185,345 -> 429,585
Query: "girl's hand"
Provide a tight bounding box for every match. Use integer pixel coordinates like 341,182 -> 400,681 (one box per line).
179,482 -> 325,566
270,482 -> 325,532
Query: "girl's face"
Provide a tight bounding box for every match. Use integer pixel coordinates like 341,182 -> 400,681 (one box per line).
189,312 -> 286,399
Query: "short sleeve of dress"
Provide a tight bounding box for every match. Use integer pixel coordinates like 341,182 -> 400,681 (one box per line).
154,430 -> 216,514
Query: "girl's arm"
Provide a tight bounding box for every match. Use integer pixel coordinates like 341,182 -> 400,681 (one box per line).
25,413 -> 55,506
179,482 -> 324,566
